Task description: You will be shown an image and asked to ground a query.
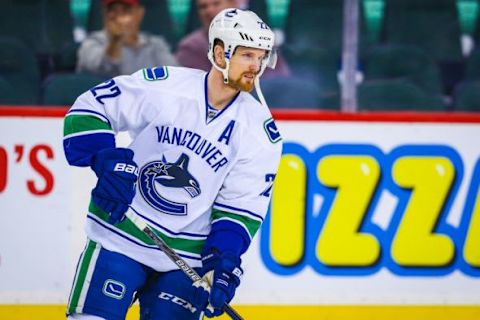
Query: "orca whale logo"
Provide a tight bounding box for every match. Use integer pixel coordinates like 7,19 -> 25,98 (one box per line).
139,153 -> 200,215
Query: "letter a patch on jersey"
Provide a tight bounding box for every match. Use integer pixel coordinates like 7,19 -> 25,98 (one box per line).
143,66 -> 169,81
218,120 -> 235,145
263,118 -> 282,143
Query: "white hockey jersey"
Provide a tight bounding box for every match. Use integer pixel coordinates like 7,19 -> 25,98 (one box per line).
64,66 -> 282,271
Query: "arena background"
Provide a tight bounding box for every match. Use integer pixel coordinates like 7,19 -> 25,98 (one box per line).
1,0 -> 480,319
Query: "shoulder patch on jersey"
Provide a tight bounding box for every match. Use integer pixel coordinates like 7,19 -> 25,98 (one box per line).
143,66 -> 169,81
263,118 -> 282,144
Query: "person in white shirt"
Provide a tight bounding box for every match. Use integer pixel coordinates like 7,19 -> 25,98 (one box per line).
76,0 -> 177,78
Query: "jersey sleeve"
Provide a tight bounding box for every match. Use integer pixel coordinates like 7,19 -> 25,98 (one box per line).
63,71 -> 152,166
205,122 -> 283,256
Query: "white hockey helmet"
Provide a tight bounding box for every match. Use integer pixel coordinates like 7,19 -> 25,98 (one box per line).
207,8 -> 277,84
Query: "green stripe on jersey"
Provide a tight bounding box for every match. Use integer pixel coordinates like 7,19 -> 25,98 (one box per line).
64,114 -> 112,136
89,201 -> 205,254
211,209 -> 262,239
68,240 -> 100,315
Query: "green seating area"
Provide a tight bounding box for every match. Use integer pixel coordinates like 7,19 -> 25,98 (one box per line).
453,80 -> 480,111
0,0 -> 479,111
0,0 -> 76,78
358,79 -> 446,111
42,73 -> 107,106
363,44 -> 443,95
0,37 -> 41,105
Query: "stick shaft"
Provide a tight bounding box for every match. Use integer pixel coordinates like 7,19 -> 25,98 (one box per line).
127,211 -> 243,320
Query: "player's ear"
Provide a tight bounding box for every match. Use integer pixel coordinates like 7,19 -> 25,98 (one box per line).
213,44 -> 226,68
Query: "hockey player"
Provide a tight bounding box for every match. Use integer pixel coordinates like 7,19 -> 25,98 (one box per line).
64,8 -> 282,320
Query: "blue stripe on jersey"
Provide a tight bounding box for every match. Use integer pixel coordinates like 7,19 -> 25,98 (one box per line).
63,132 -> 115,166
213,202 -> 264,221
87,214 -> 202,261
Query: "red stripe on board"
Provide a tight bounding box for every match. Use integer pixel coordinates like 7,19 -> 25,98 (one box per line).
271,109 -> 480,123
1,106 -> 480,123
0,106 -> 68,117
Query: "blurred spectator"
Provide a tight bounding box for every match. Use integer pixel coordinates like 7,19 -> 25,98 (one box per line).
175,0 -> 290,78
236,0 -> 249,9
76,0 -> 177,78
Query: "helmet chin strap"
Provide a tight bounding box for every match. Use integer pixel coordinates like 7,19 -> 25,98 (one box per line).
254,77 -> 268,108
222,58 -> 231,84
254,62 -> 269,108
210,54 -> 231,84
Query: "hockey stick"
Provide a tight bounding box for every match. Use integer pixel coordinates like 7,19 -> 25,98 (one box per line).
125,210 -> 244,320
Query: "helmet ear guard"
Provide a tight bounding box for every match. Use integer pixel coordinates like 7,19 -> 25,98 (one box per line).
266,49 -> 278,70
207,8 -> 277,102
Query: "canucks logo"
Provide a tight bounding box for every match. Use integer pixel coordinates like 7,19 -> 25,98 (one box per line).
102,279 -> 126,300
264,118 -> 282,144
143,66 -> 168,81
139,153 -> 201,216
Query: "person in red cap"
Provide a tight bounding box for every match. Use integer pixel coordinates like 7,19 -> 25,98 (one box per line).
76,0 -> 177,78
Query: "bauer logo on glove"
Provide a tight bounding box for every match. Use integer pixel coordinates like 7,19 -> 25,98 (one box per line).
90,148 -> 139,224
113,162 -> 139,176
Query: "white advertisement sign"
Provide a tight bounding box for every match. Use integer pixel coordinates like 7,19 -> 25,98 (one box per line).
1,111 -> 480,309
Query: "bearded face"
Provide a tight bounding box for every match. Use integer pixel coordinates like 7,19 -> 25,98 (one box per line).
226,46 -> 266,92
227,70 -> 257,92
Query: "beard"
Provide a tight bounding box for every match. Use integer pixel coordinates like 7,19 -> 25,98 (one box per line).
227,72 -> 257,92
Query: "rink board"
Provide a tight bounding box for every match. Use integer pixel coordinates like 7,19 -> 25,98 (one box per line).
1,107 -> 480,319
